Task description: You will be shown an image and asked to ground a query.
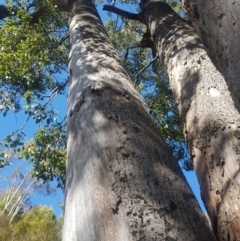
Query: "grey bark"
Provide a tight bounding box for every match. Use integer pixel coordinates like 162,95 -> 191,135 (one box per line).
62,0 -> 215,240
140,0 -> 240,240
182,0 -> 240,111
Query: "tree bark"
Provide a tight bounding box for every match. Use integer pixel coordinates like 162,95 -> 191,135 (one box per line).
182,0 -> 240,111
140,0 -> 240,240
62,0 -> 215,240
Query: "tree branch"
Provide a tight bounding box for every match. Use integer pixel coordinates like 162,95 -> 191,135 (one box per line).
0,4 -> 45,23
103,5 -> 145,23
133,55 -> 159,86
0,1 -> 69,23
53,32 -> 69,49
0,5 -> 14,20
30,8 -> 45,24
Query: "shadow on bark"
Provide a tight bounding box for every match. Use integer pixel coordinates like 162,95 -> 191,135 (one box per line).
63,1 -> 216,240
66,89 -> 214,240
137,1 -> 240,240
193,120 -> 240,240
65,40 -> 214,241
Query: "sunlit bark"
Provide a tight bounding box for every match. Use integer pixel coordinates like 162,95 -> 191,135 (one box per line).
140,0 -> 240,240
62,0 -> 215,240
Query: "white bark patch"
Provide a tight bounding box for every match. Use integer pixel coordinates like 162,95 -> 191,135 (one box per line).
92,111 -> 111,147
209,87 -> 220,97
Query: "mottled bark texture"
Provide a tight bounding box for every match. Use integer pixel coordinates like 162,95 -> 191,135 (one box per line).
62,0 -> 215,240
182,0 -> 240,111
140,0 -> 240,240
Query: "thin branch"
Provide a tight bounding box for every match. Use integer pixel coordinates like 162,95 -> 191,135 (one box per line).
12,115 -> 31,134
44,79 -> 68,108
123,18 -> 145,35
103,5 -> 144,23
133,55 -> 159,86
0,173 -> 28,215
124,48 -> 129,60
114,14 -> 119,30
53,32 -> 69,49
2,79 -> 68,141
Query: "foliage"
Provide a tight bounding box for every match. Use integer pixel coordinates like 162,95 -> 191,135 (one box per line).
0,160 -> 62,240
0,0 -> 68,110
0,213 -> 13,241
0,204 -> 62,241
0,0 -> 191,191
13,206 -> 58,241
0,0 -> 68,185
55,215 -> 63,241
166,0 -> 183,13
0,159 -> 55,222
20,125 -> 66,189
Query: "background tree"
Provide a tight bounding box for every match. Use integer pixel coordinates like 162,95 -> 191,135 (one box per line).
0,160 -> 62,241
0,158 -> 55,220
0,212 -> 13,241
13,206 -> 60,241
0,204 -> 62,241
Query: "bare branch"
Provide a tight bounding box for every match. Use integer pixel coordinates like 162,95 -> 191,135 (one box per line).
53,32 -> 69,49
103,5 -> 145,23
133,55 -> 159,86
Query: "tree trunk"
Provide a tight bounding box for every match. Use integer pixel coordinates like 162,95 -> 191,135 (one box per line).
62,0 -> 215,240
182,0 -> 240,110
140,0 -> 240,240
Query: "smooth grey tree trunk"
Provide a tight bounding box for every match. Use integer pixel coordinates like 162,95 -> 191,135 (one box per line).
140,0 -> 240,240
182,0 -> 240,111
62,0 -> 216,240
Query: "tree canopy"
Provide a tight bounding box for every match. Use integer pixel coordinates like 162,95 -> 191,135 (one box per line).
0,0 -> 190,188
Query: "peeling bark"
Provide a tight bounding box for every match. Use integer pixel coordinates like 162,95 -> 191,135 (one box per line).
140,0 -> 240,240
62,0 -> 215,240
182,0 -> 240,111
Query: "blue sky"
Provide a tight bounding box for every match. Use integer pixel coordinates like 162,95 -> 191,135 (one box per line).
0,0 -> 206,219
0,94 -> 66,218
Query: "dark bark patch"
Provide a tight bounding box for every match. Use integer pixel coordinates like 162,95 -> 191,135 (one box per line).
183,192 -> 195,200
122,152 -> 130,158
166,237 -> 177,241
111,197 -> 122,214
69,94 -> 85,116
153,178 -> 159,187
193,5 -> 199,19
169,200 -> 177,212
120,176 -> 127,182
